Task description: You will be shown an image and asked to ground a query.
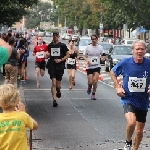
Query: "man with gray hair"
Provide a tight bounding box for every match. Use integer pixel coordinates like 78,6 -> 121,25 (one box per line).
110,39 -> 150,150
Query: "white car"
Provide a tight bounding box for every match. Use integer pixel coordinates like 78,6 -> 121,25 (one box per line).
64,34 -> 72,40
122,38 -> 137,45
78,37 -> 92,59
72,34 -> 79,42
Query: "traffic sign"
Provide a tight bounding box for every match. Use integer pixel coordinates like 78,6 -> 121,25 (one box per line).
99,23 -> 103,29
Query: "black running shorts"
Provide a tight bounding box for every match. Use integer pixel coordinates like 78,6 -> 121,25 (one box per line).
48,69 -> 64,81
123,103 -> 148,123
35,61 -> 46,71
86,67 -> 101,75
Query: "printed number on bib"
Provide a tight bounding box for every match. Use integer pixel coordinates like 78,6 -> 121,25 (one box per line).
67,58 -> 75,65
91,57 -> 99,65
51,48 -> 60,56
37,51 -> 44,58
128,77 -> 146,92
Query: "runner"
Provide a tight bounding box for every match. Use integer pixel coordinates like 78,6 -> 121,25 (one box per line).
45,32 -> 70,107
82,34 -> 106,100
110,39 -> 150,150
32,37 -> 48,88
66,40 -> 79,90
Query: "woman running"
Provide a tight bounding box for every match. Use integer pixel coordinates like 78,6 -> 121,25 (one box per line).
66,40 -> 79,90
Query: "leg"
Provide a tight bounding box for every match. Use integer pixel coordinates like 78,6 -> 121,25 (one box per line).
67,69 -> 72,89
51,78 -> 57,101
9,66 -> 18,85
87,73 -> 93,95
132,122 -> 145,150
21,63 -> 25,79
40,69 -> 45,77
132,109 -> 147,150
125,112 -> 136,142
71,69 -> 76,86
123,104 -> 136,150
92,72 -> 99,93
35,67 -> 40,88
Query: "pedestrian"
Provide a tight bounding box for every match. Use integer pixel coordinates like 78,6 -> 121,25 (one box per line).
82,34 -> 106,100
66,40 -> 79,90
17,38 -> 29,80
32,37 -> 48,88
4,38 -> 21,85
109,39 -> 150,150
0,84 -> 38,150
0,38 -> 12,68
45,32 -> 70,107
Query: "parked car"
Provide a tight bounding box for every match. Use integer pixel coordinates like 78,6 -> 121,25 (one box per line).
61,33 -> 66,40
99,42 -> 114,65
64,34 -> 72,40
45,32 -> 51,37
38,31 -> 45,37
105,45 -> 132,72
99,42 -> 114,54
72,34 -> 79,42
121,38 -> 137,45
78,37 -> 92,59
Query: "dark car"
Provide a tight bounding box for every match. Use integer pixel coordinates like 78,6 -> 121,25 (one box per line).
105,45 -> 132,72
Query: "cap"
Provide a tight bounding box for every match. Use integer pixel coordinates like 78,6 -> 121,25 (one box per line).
53,32 -> 59,35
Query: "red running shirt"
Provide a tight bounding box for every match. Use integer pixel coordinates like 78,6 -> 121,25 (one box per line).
33,44 -> 48,62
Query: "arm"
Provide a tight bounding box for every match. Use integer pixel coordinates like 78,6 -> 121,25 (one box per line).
16,102 -> 38,130
110,69 -> 125,97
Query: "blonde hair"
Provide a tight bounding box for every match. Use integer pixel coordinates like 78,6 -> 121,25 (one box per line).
0,84 -> 20,108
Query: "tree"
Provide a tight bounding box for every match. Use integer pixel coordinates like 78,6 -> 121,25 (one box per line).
0,0 -> 39,26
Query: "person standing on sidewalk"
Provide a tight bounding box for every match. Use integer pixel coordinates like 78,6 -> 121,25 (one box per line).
45,32 -> 70,107
82,34 -> 106,100
4,38 -> 21,85
110,39 -> 150,150
0,38 -> 12,68
32,37 -> 48,88
0,84 -> 38,150
66,40 -> 79,90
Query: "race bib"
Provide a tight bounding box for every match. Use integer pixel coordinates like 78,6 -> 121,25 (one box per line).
128,77 -> 146,92
36,51 -> 44,58
51,48 -> 60,56
67,58 -> 75,65
91,57 -> 99,65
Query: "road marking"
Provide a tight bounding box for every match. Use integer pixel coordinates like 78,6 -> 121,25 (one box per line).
102,77 -> 111,81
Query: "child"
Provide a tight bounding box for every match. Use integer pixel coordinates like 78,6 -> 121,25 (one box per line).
0,84 -> 38,150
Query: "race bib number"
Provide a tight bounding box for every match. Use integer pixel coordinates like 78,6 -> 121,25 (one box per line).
36,51 -> 44,58
128,77 -> 146,92
51,48 -> 60,56
67,58 -> 75,65
91,57 -> 99,65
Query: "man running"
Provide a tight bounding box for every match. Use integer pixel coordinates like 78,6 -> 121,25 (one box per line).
110,39 -> 150,150
32,37 -> 48,88
45,32 -> 70,107
82,34 -> 106,100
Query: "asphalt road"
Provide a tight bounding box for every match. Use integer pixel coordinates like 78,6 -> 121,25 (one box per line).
19,37 -> 150,150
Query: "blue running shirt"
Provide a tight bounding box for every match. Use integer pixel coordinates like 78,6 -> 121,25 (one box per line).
112,57 -> 150,110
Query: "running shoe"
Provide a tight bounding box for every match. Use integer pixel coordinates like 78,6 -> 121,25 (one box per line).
87,87 -> 91,95
56,91 -> 61,98
124,142 -> 132,150
91,95 -> 96,100
53,100 -> 58,107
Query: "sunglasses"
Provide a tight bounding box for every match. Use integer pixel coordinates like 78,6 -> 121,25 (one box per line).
91,38 -> 97,40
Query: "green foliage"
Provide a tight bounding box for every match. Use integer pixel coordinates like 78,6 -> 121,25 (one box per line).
0,0 -> 39,26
